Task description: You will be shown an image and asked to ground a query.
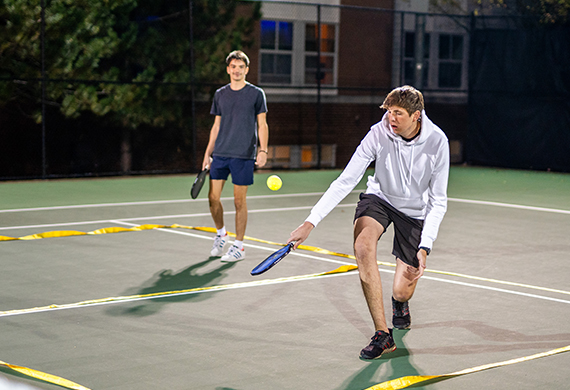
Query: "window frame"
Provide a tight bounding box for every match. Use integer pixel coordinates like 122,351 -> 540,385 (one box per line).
259,20 -> 294,85
401,30 -> 468,91
258,19 -> 339,88
436,33 -> 465,89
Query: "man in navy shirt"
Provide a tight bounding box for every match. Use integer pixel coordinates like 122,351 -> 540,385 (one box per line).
202,50 -> 269,262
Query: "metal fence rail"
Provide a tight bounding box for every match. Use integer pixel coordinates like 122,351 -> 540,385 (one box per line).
1,1 -> 564,180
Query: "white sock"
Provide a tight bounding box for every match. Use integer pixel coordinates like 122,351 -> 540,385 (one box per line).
233,240 -> 244,249
217,227 -> 227,237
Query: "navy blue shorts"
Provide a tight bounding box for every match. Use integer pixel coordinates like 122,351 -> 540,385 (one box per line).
210,156 -> 255,186
354,193 -> 424,267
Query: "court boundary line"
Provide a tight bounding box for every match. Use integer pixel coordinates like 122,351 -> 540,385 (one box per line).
2,257 -> 569,320
1,188 -> 569,389
143,224 -> 570,301
114,221 -> 570,296
0,192 -> 337,214
448,197 -> 570,215
1,192 -> 569,215
2,194 -> 569,232
0,205 -> 337,231
110,221 -> 351,267
3,218 -> 570,300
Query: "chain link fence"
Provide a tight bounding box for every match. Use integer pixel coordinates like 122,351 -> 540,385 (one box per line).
1,1 -> 567,180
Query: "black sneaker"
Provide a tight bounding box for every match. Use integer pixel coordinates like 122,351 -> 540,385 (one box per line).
392,296 -> 411,329
360,329 -> 396,359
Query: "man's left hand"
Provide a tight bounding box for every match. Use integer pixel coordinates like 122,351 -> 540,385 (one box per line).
409,248 -> 428,281
255,151 -> 267,167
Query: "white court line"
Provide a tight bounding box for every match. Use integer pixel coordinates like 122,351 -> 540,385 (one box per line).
1,194 -> 569,313
3,270 -> 569,320
0,204 -> 358,231
2,216 -> 569,319
111,220 -> 351,267
1,192 -> 568,215
2,194 -> 569,232
113,220 -> 570,305
448,197 -> 570,215
0,192 -> 332,214
420,275 -> 570,305
2,253 -> 569,320
0,271 -> 355,318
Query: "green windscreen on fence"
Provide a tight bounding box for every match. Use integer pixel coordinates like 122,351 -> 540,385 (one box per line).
467,23 -> 570,172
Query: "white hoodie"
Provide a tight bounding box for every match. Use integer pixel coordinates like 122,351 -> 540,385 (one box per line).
306,110 -> 449,250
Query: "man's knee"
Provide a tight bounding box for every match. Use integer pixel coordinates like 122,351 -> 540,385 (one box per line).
353,235 -> 381,287
392,259 -> 418,302
392,290 -> 412,303
353,220 -> 383,258
234,195 -> 247,210
209,192 -> 222,207
209,180 -> 224,202
353,236 -> 376,260
233,186 -> 248,209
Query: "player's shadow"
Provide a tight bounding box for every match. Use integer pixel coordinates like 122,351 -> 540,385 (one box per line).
337,330 -> 419,390
412,320 -> 570,354
0,366 -> 55,389
106,256 -> 237,317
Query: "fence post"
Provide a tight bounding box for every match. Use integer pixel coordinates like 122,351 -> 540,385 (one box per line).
316,4 -> 322,169
399,11 -> 405,85
41,0 -> 47,178
189,0 -> 197,171
414,12 -> 426,89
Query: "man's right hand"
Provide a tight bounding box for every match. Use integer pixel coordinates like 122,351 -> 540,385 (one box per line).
202,155 -> 212,171
287,221 -> 315,250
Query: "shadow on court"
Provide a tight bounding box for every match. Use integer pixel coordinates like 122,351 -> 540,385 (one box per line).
412,320 -> 570,355
0,369 -> 46,390
105,256 -> 238,317
337,330 -> 419,390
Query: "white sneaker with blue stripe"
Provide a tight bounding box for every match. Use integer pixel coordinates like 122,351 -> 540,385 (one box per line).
221,244 -> 246,262
210,234 -> 229,257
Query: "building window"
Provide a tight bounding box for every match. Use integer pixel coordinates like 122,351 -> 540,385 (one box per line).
259,20 -> 338,87
402,31 -> 430,86
304,23 -> 336,85
260,20 -> 293,84
401,31 -> 466,90
438,34 -> 463,88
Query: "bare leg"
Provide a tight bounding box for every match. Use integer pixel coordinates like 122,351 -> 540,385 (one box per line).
353,216 -> 388,333
233,185 -> 248,241
209,179 -> 226,229
392,258 -> 421,302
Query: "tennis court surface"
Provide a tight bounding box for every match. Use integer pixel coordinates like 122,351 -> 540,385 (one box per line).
1,166 -> 569,390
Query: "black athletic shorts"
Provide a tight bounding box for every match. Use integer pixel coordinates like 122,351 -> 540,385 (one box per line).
354,193 -> 424,267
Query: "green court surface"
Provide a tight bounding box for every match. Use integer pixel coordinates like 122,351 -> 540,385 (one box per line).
0,166 -> 569,390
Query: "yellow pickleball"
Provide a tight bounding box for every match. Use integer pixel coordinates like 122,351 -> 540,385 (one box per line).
266,175 -> 282,191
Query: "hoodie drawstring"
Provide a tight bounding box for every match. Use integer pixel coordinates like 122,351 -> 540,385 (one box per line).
395,142 -> 415,195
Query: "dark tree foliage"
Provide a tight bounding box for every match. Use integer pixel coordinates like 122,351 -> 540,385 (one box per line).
0,0 -> 261,128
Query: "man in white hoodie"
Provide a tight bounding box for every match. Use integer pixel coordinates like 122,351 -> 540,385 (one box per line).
288,85 -> 449,359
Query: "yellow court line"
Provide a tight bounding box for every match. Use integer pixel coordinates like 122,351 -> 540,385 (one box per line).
2,224 -> 570,389
294,243 -> 570,296
365,344 -> 570,390
0,261 -> 359,389
1,224 -> 569,297
0,360 -> 90,390
0,264 -> 358,318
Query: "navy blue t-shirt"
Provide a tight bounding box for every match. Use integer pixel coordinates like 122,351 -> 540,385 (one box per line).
210,82 -> 268,160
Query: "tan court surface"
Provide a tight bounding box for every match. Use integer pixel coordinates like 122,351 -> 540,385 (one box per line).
0,166 -> 569,389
